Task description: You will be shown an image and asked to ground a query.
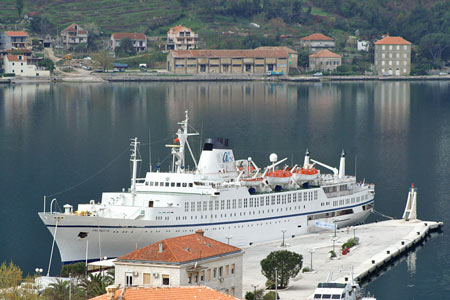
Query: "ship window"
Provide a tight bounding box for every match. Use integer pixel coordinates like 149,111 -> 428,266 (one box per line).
154,182 -> 159,186
227,200 -> 231,209
287,194 -> 291,203
209,200 -> 213,210
282,195 -> 286,204
160,182 -> 164,186
271,196 -> 275,205
322,294 -> 331,299
244,199 -> 248,208
238,199 -> 242,208
260,197 -> 264,206
266,196 -> 270,206
277,195 -> 281,204
203,201 -> 207,211
221,200 -> 225,210
215,200 -> 219,210
197,202 -> 202,211
314,191 -> 318,200
189,183 -> 193,187
191,202 -> 195,212
148,201 -> 154,207
332,295 -> 341,299
176,182 -> 181,187
185,202 -> 189,212
314,294 -> 321,299
232,199 -> 236,209
165,182 -> 170,187
171,182 -> 175,187
182,183 -> 187,187
249,198 -> 253,207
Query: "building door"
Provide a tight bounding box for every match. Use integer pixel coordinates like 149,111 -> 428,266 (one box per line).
143,273 -> 151,286
388,68 -> 393,75
268,64 -> 274,71
245,64 -> 252,72
200,64 -> 206,72
395,68 -> 400,75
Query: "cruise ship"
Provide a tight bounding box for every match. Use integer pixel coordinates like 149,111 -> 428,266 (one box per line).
39,112 -> 375,265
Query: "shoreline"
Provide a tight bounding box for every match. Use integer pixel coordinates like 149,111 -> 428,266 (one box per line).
2,74 -> 450,84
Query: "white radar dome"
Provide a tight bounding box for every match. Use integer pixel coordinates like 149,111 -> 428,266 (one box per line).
269,153 -> 278,163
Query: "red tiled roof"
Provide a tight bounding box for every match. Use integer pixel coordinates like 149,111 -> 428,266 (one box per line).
301,33 -> 333,41
61,23 -> 87,34
5,54 -> 25,62
117,230 -> 241,264
374,36 -> 411,45
169,25 -> 193,34
4,31 -> 28,37
90,286 -> 240,300
171,46 -> 296,59
309,49 -> 341,58
111,33 -> 146,40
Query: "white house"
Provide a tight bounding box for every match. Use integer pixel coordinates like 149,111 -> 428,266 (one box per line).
113,230 -> 244,299
110,33 -> 147,52
357,40 -> 370,52
3,54 -> 50,77
0,31 -> 30,50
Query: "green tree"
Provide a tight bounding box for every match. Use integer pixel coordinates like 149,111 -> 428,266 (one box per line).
419,33 -> 450,65
0,262 -> 40,300
115,38 -> 136,57
42,279 -> 69,300
260,250 -> 303,289
38,58 -> 55,73
30,16 -> 54,34
78,273 -> 113,299
16,0 -> 24,18
60,262 -> 86,278
93,50 -> 113,70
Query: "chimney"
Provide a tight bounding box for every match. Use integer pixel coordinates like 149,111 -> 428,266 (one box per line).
106,285 -> 119,300
195,229 -> 204,236
158,242 -> 164,252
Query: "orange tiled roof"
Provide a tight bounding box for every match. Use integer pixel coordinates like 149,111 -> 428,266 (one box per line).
61,23 -> 87,34
90,286 -> 240,300
4,31 -> 28,37
374,36 -> 411,45
301,33 -> 333,41
171,47 -> 296,59
117,230 -> 241,264
169,25 -> 193,34
5,54 -> 25,62
111,33 -> 146,40
309,49 -> 341,58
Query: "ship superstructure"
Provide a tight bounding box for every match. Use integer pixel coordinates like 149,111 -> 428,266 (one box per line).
39,111 -> 375,265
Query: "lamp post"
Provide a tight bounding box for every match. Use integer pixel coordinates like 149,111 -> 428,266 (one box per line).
333,220 -> 337,238
281,229 -> 286,247
274,267 -> 278,300
69,273 -> 72,300
225,235 -> 232,245
307,249 -> 315,271
353,227 -> 356,240
331,237 -> 338,254
251,284 -> 258,300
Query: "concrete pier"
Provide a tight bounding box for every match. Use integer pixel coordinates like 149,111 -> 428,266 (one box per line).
242,219 -> 442,300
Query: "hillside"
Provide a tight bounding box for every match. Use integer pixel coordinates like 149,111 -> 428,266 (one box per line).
1,0 -> 449,70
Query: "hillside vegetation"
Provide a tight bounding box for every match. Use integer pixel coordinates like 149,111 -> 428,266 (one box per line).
1,0 -> 449,69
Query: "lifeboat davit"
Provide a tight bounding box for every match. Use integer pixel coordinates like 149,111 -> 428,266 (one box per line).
292,168 -> 319,183
265,170 -> 292,185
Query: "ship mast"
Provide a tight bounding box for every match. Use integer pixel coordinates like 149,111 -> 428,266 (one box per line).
169,111 -> 199,173
130,137 -> 141,194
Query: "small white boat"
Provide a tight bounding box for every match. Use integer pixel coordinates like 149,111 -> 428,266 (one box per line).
265,169 -> 292,186
292,167 -> 319,182
313,282 -> 361,300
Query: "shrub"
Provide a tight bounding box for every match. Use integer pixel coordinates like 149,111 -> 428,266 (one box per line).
341,238 -> 358,250
302,266 -> 311,273
60,262 -> 86,277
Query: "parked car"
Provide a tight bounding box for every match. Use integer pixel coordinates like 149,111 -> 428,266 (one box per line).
313,72 -> 323,77
439,72 -> 448,75
382,72 -> 392,76
93,69 -> 104,73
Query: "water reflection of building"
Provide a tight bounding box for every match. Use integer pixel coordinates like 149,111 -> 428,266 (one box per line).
374,81 -> 410,134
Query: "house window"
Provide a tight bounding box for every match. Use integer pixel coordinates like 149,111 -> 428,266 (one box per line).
200,64 -> 206,72
200,271 -> 205,281
207,269 -> 211,281
223,64 -> 229,72
213,268 -> 217,278
382,45 -> 385,50
231,264 -> 235,274
245,64 -> 251,72
162,274 -> 170,285
389,45 -> 392,50
219,266 -> 223,277
143,273 -> 151,285
404,45 -> 407,50
225,265 -> 229,276
126,273 -> 133,286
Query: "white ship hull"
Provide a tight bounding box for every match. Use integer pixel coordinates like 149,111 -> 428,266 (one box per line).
39,189 -> 374,264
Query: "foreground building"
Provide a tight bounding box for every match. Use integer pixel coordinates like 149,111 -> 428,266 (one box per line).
167,46 -> 297,74
0,31 -> 30,50
91,286 -> 240,300
110,33 -> 147,52
300,33 -> 335,53
166,25 -> 199,51
374,36 -> 412,76
3,54 -> 50,77
60,23 -> 88,47
309,49 -> 342,72
113,230 -> 243,298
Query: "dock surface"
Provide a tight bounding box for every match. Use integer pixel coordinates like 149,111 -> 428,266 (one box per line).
242,219 -> 441,300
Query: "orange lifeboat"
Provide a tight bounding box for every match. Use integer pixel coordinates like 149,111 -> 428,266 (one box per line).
265,170 -> 292,185
292,167 -> 319,182
240,176 -> 264,187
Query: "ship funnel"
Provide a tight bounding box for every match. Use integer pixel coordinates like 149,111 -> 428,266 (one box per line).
303,149 -> 310,169
338,150 -> 346,178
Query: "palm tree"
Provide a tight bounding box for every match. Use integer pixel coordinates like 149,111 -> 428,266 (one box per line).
78,273 -> 113,299
42,279 -> 69,300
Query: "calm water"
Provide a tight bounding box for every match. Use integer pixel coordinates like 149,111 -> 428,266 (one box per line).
1,81 -> 449,298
